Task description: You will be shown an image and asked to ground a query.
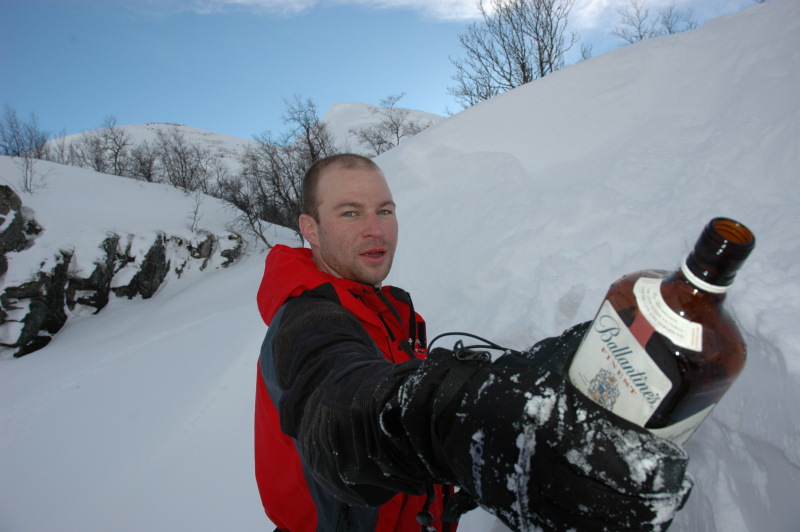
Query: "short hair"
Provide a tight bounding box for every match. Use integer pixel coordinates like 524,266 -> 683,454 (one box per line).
302,153 -> 381,221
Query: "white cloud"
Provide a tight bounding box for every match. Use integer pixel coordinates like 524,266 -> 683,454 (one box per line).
346,0 -> 482,20
132,0 -> 481,19
129,0 -> 749,27
154,0 -> 318,16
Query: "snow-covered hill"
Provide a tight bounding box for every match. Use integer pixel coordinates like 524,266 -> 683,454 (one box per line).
53,122 -> 260,172
1,1 -> 798,531
323,102 -> 443,153
50,101 -> 443,174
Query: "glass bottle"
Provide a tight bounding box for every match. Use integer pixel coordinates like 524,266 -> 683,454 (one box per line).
567,217 -> 756,445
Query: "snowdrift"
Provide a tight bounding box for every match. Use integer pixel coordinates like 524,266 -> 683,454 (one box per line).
380,1 -> 800,530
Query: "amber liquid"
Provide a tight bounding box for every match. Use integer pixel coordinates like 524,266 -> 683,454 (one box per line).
602,269 -> 746,429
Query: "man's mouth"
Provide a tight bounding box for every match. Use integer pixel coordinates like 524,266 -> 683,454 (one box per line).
361,249 -> 388,260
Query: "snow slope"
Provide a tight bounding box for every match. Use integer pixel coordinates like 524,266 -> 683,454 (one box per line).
52,103 -> 443,175
323,101 -> 443,154
380,1 -> 800,530
54,122 -> 260,173
2,1 -> 799,531
0,154 -> 298,530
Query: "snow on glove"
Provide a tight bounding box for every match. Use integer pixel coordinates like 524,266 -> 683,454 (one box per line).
381,323 -> 693,532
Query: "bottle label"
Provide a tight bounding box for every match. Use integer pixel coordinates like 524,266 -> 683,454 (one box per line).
569,300 -> 673,427
648,403 -> 715,445
633,277 -> 703,351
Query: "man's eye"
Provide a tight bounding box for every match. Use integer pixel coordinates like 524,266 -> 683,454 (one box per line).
342,211 -> 357,218
378,209 -> 393,216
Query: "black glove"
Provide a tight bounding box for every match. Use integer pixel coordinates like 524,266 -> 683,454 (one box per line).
381,323 -> 693,532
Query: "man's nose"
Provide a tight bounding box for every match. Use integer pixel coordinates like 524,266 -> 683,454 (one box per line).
363,213 -> 386,237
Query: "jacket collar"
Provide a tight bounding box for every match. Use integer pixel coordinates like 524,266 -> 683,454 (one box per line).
257,244 -> 380,325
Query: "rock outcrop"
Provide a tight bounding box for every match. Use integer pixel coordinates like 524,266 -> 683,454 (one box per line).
0,185 -> 29,277
0,185 -> 244,358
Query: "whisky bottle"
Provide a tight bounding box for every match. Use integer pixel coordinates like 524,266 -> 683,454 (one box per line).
567,217 -> 756,445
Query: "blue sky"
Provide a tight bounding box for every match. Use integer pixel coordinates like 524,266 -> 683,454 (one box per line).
1,0 -> 757,141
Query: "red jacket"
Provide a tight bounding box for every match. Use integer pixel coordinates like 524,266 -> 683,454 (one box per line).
254,245 -> 450,532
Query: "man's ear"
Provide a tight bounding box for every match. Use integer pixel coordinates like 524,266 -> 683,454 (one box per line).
299,214 -> 319,247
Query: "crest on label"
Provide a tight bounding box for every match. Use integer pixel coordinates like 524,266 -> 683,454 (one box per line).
588,369 -> 621,411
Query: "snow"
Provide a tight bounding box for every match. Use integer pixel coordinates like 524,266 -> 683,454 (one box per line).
323,101 -> 444,154
1,1 -> 799,531
56,122 -> 259,171
0,162 -> 242,288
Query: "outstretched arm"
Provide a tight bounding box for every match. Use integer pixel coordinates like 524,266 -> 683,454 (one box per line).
383,323 -> 693,531
268,298 -> 692,531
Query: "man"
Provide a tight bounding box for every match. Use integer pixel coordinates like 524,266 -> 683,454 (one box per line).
255,154 -> 443,532
254,154 -> 692,532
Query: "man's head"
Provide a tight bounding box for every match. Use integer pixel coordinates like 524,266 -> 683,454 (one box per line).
299,154 -> 398,287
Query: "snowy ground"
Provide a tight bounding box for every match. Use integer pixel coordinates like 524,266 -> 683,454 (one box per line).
2,1 -> 799,531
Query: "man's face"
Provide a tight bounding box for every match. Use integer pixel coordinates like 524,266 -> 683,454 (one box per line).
300,164 -> 398,287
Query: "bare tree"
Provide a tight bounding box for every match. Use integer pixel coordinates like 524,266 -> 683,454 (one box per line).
68,130 -> 110,173
98,116 -> 132,176
45,128 -> 70,165
61,120 -> 226,192
15,152 -> 50,193
41,116 -> 131,176
221,96 -> 339,243
349,94 -> 432,156
240,133 -> 305,230
0,105 -> 51,192
611,0 -> 657,43
281,95 -> 337,164
612,0 -> 697,44
128,140 -> 159,182
155,127 -> 216,193
218,144 -> 281,247
216,173 -> 274,247
16,154 -> 36,192
448,0 -> 582,108
187,192 -> 205,233
0,105 -> 49,158
658,3 -> 697,34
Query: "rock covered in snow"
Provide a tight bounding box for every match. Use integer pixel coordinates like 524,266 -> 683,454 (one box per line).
0,157 -> 248,358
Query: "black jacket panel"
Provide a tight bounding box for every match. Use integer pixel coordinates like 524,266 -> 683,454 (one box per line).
262,293 -> 428,510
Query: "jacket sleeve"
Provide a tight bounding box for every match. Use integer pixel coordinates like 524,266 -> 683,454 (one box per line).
267,297 -> 693,532
265,295 -> 430,507
381,325 -> 693,532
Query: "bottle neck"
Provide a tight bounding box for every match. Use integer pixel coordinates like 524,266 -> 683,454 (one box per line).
680,256 -> 731,294
681,217 -> 755,293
